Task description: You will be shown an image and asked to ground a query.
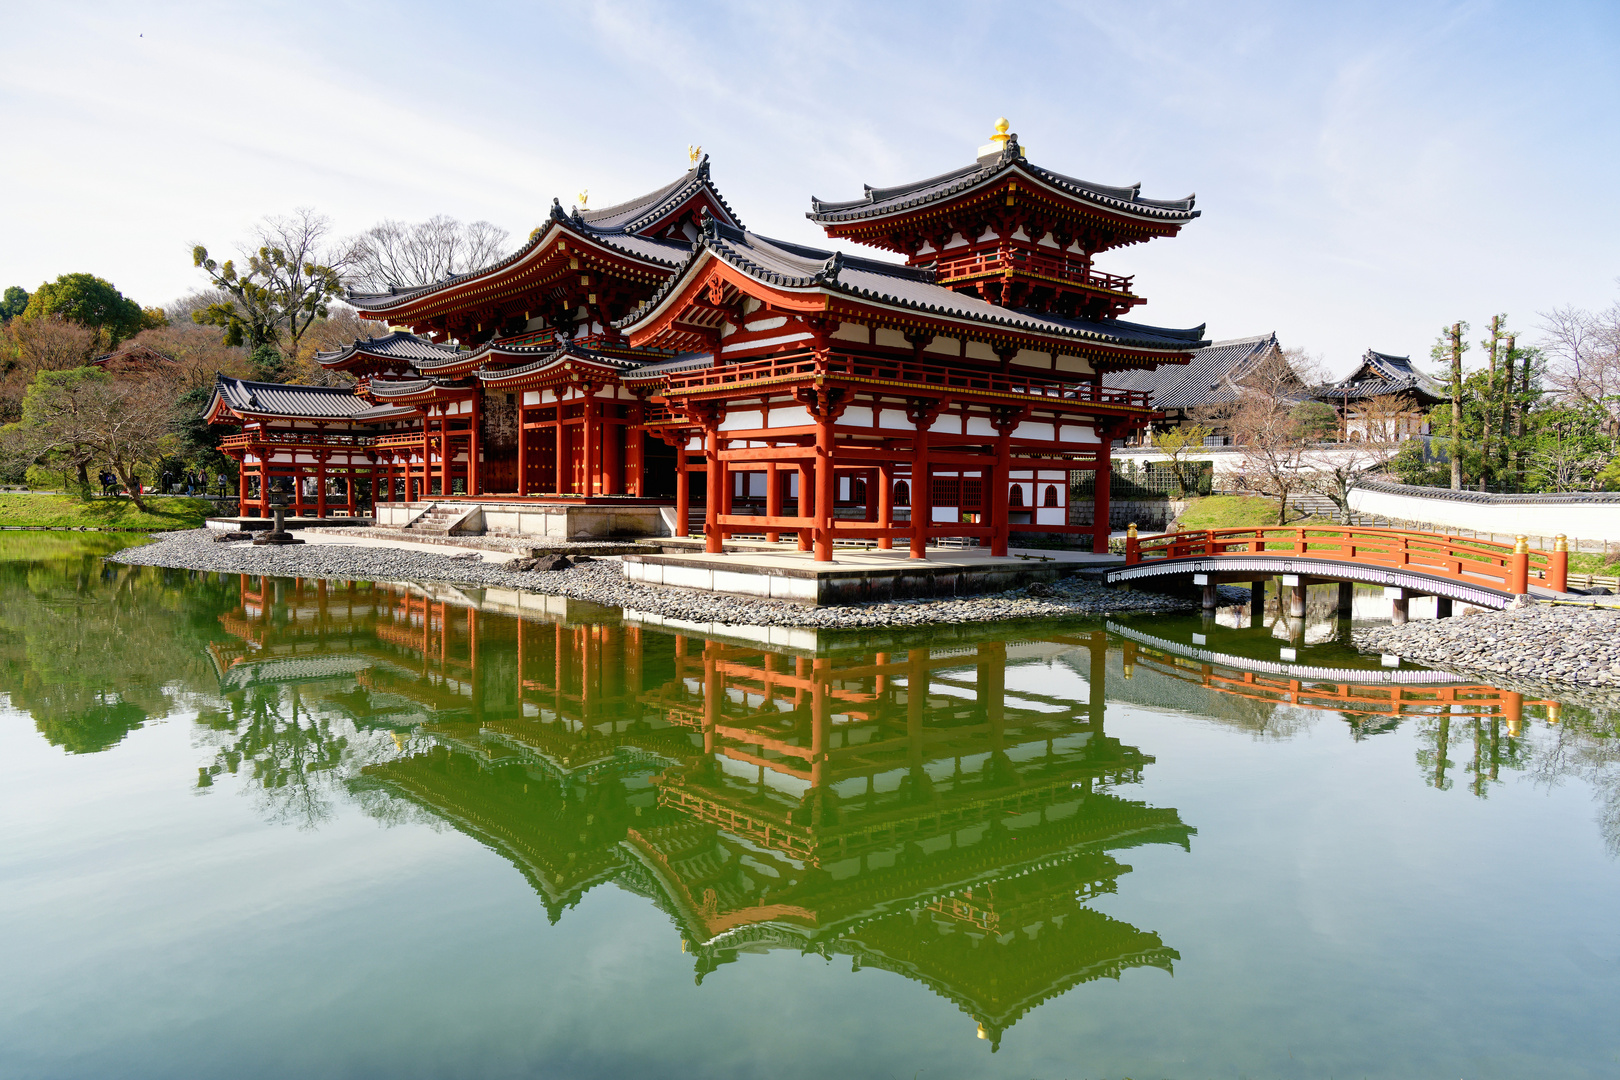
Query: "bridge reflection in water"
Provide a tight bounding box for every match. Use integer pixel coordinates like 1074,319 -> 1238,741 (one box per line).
204,575 -> 1544,1051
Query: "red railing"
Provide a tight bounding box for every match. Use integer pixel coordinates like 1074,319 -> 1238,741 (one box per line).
221,432 -> 375,450
661,353 -> 1153,409
934,248 -> 1134,294
372,434 -> 426,450
1124,525 -> 1568,595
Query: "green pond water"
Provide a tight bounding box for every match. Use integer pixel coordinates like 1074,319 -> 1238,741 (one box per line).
2,535 -> 1618,1079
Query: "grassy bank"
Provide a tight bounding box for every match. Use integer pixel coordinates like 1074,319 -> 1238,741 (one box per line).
0,492 -> 216,531
1175,495 -> 1298,530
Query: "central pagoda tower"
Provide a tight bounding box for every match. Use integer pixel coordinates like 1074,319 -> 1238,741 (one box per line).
808,119 -> 1198,320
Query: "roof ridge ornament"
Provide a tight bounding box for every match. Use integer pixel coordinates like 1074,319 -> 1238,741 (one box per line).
549,197 -> 567,223
688,144 -> 702,166
814,251 -> 844,284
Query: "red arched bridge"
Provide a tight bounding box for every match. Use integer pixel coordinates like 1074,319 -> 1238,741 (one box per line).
1108,525 -> 1572,617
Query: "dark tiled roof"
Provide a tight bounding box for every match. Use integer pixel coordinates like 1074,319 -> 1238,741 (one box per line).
344,159 -> 736,312
210,375 -> 371,418
350,403 -> 418,422
619,218 -> 1207,353
314,330 -> 464,366
1317,349 -> 1448,403
621,352 -> 720,382
1104,334 -> 1280,411
367,378 -> 441,399
476,342 -> 646,384
579,155 -> 744,232
808,138 -> 1198,226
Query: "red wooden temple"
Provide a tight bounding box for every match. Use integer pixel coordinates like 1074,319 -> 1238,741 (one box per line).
206,124 -> 1205,556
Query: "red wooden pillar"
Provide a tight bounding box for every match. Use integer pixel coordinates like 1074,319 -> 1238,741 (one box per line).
704,424 -> 722,554
467,398 -> 480,496
814,410 -> 835,561
1092,428 -> 1112,554
554,410 -> 568,495
316,452 -> 328,519
909,410 -> 934,560
990,429 -> 1011,557
438,413 -> 449,498
796,462 -> 814,551
583,394 -> 599,496
627,401 -> 645,496
719,452 -> 733,539
876,463 -> 893,550
675,439 -> 690,537
516,400 -> 528,496
764,462 -> 781,543
602,402 -> 621,495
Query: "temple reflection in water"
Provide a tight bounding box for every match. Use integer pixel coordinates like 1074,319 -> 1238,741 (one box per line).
205,575 -> 1558,1048
209,576 -> 1192,1049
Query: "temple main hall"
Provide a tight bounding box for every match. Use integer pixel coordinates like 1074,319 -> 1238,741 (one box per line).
206,122 -> 1207,562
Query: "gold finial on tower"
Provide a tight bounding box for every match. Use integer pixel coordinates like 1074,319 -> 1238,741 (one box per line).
978,118 -> 1024,160
576,188 -> 588,209
990,117 -> 1011,146
688,144 -> 702,166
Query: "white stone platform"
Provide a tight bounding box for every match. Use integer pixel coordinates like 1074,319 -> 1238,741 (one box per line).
622,543 -> 1121,605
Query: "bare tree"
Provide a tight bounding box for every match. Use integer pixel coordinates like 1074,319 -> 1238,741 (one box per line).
345,215 -> 510,292
1200,346 -> 1316,524
191,208 -> 351,358
1306,398 -> 1411,521
1539,298 -> 1620,428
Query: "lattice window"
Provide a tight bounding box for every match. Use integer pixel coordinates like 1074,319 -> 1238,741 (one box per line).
1044,484 -> 1060,507
893,480 -> 910,507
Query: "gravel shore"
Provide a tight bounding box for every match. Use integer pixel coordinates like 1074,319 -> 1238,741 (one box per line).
112,529 -> 1193,629
1354,602 -> 1620,689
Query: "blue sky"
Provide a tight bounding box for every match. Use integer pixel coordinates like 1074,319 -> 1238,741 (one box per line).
2,0 -> 1616,376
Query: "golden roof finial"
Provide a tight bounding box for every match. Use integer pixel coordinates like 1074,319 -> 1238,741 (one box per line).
688,144 -> 702,166
576,188 -> 588,209
990,117 -> 1011,146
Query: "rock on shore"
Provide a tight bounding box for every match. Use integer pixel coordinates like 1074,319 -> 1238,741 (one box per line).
1354,602 -> 1620,688
111,529 -> 1193,630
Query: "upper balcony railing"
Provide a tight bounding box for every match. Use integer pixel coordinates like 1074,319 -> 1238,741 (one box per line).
221,431 -> 376,450
933,248 -> 1135,294
661,353 -> 1153,409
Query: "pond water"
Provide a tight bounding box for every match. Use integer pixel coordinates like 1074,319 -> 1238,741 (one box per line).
2,536 -> 1618,1080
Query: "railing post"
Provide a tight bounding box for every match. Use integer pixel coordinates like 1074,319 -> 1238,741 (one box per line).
1550,534 -> 1569,593
1510,535 -> 1529,594
1125,522 -> 1139,564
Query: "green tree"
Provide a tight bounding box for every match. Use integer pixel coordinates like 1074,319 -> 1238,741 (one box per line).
20,273 -> 146,344
1151,422 -> 1209,496
247,344 -> 287,383
0,286 -> 28,322
191,209 -> 348,361
1430,321 -> 1469,490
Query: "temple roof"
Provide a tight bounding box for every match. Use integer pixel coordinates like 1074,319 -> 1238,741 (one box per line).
343,159 -> 736,315
313,330 -> 465,369
206,374 -> 371,420
1103,333 -> 1281,411
808,136 -> 1198,227
620,218 -> 1207,353
1317,349 -> 1449,404
476,342 -> 646,387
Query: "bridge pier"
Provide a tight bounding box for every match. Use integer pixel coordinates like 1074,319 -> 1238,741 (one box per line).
1337,581 -> 1354,617
1387,587 -> 1411,626
1283,574 -> 1307,619
1436,597 -> 1453,619
1250,580 -> 1266,627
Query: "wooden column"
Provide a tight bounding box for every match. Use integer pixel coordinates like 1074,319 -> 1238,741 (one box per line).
1092,426 -> 1113,554
438,413 -> 449,498
990,433 -> 1011,558
876,463 -> 893,550
516,400 -> 528,496
675,439 -> 690,537
554,407 -> 568,495
704,423 -> 722,554
582,393 -> 599,496
467,398 -> 480,496
627,401 -> 645,496
814,406 -> 835,561
796,463 -> 814,551
602,402 -> 621,495
764,462 -> 781,543
316,452 -> 328,519
909,407 -> 935,561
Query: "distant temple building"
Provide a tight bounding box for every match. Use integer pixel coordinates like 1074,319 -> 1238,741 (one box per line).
205,122 -> 1209,555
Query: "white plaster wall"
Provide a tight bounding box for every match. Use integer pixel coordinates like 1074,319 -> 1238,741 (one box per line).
840,406 -> 874,428
768,405 -> 814,428
1348,487 -> 1620,541
718,409 -> 764,431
